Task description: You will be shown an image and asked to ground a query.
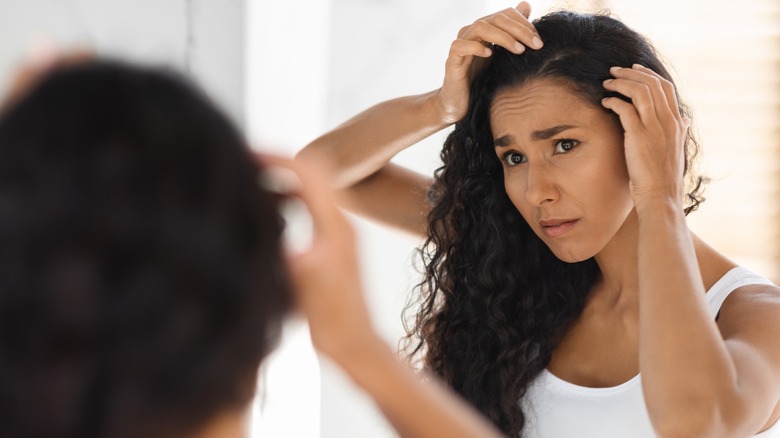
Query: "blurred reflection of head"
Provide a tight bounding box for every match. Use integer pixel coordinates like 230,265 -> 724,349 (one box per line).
0,60 -> 291,438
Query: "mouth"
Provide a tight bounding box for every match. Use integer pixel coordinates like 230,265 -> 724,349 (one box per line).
539,219 -> 579,238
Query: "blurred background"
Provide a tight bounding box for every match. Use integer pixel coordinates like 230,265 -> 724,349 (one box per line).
1,0 -> 778,437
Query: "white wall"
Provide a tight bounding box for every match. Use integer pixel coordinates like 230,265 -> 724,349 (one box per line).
317,1 -> 487,436
0,0 -> 245,127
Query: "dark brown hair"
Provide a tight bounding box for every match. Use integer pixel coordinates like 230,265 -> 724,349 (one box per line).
0,60 -> 291,438
405,10 -> 704,436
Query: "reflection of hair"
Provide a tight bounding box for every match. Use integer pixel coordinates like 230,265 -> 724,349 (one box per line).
404,11 -> 705,436
0,61 -> 291,438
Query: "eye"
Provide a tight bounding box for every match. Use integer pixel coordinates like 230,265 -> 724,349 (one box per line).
554,139 -> 579,154
502,151 -> 526,167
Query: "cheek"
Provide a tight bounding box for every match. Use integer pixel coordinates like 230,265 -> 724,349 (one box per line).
600,151 -> 632,197
503,175 -> 534,220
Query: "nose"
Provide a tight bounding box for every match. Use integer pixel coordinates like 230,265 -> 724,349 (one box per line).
524,164 -> 558,206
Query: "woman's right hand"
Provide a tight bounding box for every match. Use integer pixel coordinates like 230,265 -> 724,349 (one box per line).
436,2 -> 542,124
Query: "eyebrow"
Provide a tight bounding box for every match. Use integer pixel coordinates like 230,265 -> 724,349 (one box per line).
493,124 -> 579,148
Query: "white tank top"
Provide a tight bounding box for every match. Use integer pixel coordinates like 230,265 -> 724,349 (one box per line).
521,266 -> 780,437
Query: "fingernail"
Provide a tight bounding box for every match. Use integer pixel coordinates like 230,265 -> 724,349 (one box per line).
603,79 -> 613,85
610,66 -> 621,72
632,63 -> 645,69
514,42 -> 525,53
532,36 -> 543,49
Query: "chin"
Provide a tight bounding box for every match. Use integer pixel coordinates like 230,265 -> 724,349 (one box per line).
547,245 -> 595,264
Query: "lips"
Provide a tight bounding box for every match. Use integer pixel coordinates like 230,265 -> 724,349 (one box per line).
539,218 -> 579,238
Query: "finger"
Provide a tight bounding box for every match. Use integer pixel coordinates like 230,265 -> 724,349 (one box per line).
605,66 -> 674,127
462,5 -> 542,51
2,47 -> 96,113
479,5 -> 539,43
489,10 -> 543,50
460,19 -> 529,54
508,3 -> 543,46
447,39 -> 493,69
476,3 -> 535,33
261,154 -> 353,243
603,71 -> 661,129
55,49 -> 95,69
621,65 -> 678,124
517,1 -> 532,19
631,64 -> 682,120
0,65 -> 44,115
24,45 -> 94,76
601,96 -> 643,134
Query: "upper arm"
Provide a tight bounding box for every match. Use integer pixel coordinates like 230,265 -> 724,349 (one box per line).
716,283 -> 780,435
337,162 -> 432,238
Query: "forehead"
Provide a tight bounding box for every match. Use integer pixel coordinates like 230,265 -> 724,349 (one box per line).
489,79 -> 601,135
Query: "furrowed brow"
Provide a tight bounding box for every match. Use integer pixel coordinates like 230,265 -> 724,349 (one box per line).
531,124 -> 577,141
494,135 -> 514,148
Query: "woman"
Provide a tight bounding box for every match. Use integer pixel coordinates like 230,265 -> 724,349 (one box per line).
298,3 -> 780,437
0,56 -> 503,437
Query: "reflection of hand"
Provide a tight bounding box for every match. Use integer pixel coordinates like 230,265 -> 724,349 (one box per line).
436,2 -> 542,124
261,156 -> 506,438
601,65 -> 690,211
260,155 -> 379,366
1,45 -> 93,116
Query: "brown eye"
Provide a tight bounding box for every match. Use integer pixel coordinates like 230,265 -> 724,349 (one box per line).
503,152 -> 526,167
554,139 -> 578,153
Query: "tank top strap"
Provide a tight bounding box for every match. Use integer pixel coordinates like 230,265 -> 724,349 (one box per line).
705,266 -> 775,319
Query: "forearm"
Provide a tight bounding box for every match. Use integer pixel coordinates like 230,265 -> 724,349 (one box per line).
336,338 -> 504,438
297,89 -> 450,189
636,199 -> 737,436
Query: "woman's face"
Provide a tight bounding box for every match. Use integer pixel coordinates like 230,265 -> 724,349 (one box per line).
490,79 -> 634,263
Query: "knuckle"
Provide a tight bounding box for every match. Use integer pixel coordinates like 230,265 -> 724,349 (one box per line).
473,19 -> 490,30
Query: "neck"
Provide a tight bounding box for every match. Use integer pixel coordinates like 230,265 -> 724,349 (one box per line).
592,209 -> 641,313
590,209 -> 729,315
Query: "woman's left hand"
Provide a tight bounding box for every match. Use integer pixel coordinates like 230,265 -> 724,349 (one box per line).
601,64 -> 691,211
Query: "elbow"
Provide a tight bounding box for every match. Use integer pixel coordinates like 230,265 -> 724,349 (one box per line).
294,144 -> 317,163
294,143 -> 354,189
295,133 -> 333,166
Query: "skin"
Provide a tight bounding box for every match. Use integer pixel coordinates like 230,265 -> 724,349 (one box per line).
300,2 -> 780,436
272,157 -> 503,438
490,79 -> 634,263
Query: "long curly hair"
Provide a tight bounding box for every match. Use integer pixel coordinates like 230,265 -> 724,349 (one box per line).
0,61 -> 291,438
404,11 -> 705,436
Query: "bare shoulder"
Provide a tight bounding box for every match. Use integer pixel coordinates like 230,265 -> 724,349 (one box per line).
717,279 -> 780,338
715,279 -> 780,433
